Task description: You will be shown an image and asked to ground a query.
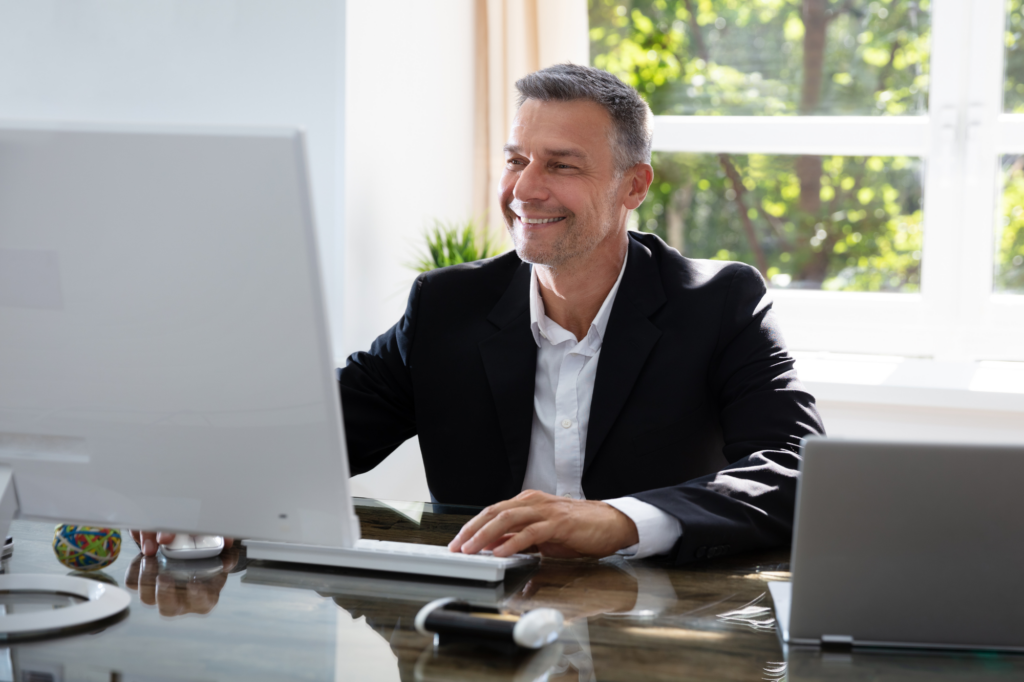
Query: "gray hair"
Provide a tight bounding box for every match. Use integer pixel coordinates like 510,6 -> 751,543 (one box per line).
515,63 -> 653,173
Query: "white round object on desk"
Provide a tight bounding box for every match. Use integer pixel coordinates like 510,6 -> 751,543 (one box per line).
512,608 -> 564,649
0,574 -> 130,635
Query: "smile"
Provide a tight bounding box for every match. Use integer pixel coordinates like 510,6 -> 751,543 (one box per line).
519,217 -> 566,224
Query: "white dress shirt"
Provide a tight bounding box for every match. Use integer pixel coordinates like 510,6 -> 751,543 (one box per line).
521,253 -> 683,559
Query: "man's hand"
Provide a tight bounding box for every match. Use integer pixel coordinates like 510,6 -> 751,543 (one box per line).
124,550 -> 238,617
447,490 -> 640,559
128,531 -> 234,557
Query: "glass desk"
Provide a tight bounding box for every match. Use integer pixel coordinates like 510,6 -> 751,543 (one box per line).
0,499 -> 1021,681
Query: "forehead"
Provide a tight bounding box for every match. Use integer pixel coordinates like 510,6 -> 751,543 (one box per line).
508,99 -> 615,160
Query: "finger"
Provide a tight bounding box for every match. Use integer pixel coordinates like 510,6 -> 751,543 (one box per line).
461,510 -> 537,554
129,530 -> 141,548
481,535 -> 541,554
480,533 -> 517,551
223,537 -> 234,549
137,556 -> 158,606
156,532 -> 176,545
460,507 -> 542,555
156,572 -> 183,618
448,497 -> 537,552
448,507 -> 501,552
124,555 -> 143,591
490,520 -> 556,558
140,532 -> 160,557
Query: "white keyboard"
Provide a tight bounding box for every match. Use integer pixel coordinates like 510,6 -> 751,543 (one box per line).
243,538 -> 539,583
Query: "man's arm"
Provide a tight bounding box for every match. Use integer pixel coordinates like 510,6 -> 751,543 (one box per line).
630,264 -> 822,562
338,277 -> 422,475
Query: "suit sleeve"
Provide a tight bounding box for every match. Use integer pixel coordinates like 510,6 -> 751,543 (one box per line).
337,277 -> 422,475
632,264 -> 825,564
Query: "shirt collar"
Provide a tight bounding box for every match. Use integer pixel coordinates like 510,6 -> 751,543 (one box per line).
529,250 -> 629,350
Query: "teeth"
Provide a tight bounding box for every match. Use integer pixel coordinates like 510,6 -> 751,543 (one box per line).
521,217 -> 564,224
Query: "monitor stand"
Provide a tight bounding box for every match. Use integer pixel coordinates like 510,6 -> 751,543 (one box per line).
0,465 -> 131,637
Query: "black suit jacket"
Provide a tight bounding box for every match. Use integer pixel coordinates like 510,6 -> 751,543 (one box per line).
339,232 -> 824,564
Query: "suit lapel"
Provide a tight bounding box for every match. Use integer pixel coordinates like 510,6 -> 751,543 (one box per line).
584,236 -> 666,475
479,261 -> 536,492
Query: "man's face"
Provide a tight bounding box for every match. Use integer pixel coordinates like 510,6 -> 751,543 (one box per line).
500,99 -> 630,269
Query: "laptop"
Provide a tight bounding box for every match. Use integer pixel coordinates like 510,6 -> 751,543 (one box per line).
770,437 -> 1024,652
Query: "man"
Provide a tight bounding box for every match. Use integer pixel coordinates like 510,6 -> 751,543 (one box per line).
340,64 -> 823,564
136,64 -> 822,563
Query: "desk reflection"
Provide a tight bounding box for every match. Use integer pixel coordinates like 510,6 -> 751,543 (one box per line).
313,557 -> 690,682
503,559 -> 639,620
124,545 -> 243,617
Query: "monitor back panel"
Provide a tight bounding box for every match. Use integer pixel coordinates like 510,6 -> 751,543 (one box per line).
790,438 -> 1024,650
0,123 -> 357,547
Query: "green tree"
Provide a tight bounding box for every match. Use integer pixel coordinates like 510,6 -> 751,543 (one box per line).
1005,0 -> 1024,113
999,2 -> 1024,291
590,0 -> 929,291
997,155 -> 1024,291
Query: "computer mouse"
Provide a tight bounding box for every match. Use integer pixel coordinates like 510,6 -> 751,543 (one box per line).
159,534 -> 225,560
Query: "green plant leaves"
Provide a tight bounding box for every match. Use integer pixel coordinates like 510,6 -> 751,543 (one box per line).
410,219 -> 499,273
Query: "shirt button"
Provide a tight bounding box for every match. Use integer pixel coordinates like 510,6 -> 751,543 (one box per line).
561,419 -> 572,428
562,493 -> 573,499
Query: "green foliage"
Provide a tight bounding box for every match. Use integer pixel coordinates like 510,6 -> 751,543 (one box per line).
410,220 -> 499,273
589,0 -> 930,291
1005,0 -> 1024,112
997,155 -> 1024,292
1002,3 -> 1024,292
590,0 -> 929,116
644,152 -> 922,291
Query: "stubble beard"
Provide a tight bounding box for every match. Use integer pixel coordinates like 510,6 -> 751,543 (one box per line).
503,194 -> 617,273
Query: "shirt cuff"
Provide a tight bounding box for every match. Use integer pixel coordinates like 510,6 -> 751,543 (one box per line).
603,496 -> 683,559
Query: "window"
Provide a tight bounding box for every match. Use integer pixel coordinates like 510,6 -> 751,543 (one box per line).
590,0 -> 1024,362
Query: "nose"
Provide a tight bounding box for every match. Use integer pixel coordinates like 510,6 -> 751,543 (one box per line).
511,159 -> 549,204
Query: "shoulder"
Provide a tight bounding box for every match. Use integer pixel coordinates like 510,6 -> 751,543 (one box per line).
628,233 -> 776,349
628,231 -> 765,297
417,248 -> 523,289
412,248 -> 526,314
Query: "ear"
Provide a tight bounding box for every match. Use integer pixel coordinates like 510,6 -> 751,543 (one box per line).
622,163 -> 654,210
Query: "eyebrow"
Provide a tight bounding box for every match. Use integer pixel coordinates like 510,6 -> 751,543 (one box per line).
503,144 -> 588,160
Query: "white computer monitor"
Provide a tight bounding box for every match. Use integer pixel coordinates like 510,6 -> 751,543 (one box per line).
0,121 -> 360,549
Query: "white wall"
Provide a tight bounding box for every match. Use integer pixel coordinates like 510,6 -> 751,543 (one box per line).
0,0 -> 442,501
0,0 -> 348,351
0,0 -> 473,503
343,1 -> 477,502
